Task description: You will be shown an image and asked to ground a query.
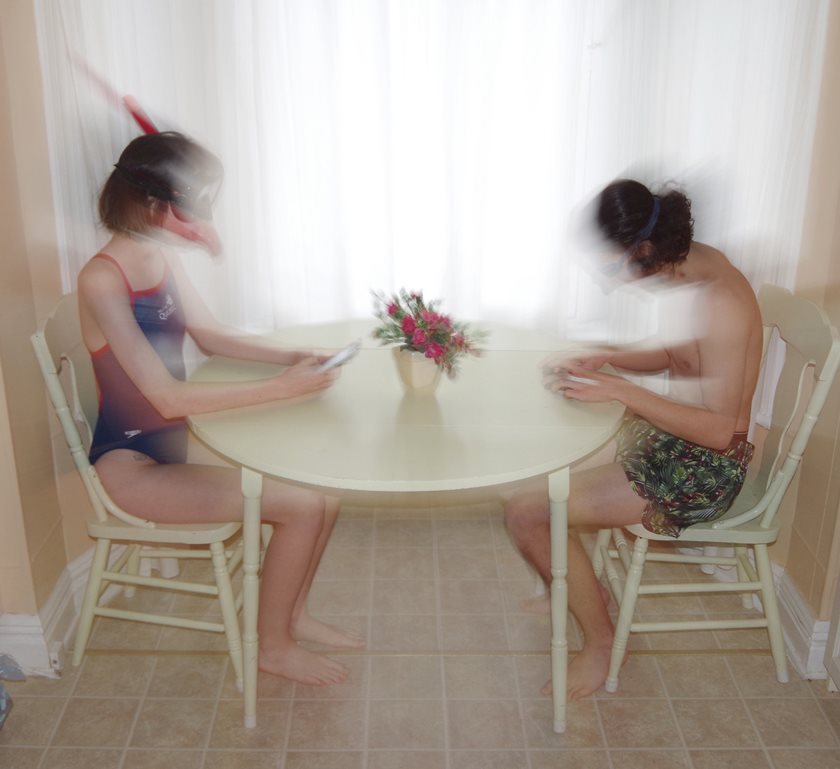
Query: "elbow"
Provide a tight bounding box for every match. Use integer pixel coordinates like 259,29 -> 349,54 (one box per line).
147,389 -> 187,421
706,436 -> 733,452
704,419 -> 739,452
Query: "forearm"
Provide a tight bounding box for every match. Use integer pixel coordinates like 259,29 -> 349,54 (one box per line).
604,345 -> 670,373
616,381 -> 737,450
192,327 -> 303,365
147,376 -> 292,419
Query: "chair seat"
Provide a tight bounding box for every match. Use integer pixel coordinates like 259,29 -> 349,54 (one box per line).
623,484 -> 778,544
624,520 -> 779,545
88,515 -> 242,544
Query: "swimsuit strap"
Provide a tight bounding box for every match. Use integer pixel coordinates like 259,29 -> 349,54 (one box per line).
92,252 -> 135,294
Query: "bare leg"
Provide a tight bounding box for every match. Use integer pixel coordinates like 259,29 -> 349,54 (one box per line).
95,450 -> 348,686
504,463 -> 646,700
291,496 -> 366,649
521,581 -> 610,615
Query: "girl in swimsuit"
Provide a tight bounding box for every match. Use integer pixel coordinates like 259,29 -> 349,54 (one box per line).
78,131 -> 362,687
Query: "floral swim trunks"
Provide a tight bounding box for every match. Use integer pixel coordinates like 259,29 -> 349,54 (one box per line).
615,415 -> 754,538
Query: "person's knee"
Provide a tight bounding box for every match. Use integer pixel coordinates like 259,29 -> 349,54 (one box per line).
325,495 -> 340,518
262,489 -> 326,531
504,492 -> 548,535
292,492 -> 327,531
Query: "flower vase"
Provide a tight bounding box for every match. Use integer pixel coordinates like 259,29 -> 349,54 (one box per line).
393,347 -> 442,394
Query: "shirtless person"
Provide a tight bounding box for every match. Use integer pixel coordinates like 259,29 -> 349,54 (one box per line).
504,179 -> 762,700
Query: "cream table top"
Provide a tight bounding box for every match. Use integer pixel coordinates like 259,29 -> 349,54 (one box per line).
188,320 -> 625,494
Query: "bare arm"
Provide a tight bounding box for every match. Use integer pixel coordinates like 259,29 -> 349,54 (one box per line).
557,296 -> 751,450
78,263 -> 335,420
167,255 -> 315,365
597,344 -> 671,374
541,345 -> 670,398
543,342 -> 670,378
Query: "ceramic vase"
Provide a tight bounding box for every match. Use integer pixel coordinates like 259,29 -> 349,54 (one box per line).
393,347 -> 442,394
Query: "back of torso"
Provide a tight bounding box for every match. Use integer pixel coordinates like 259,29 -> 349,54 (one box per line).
663,248 -> 763,432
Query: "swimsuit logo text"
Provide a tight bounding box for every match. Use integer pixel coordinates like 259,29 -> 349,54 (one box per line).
158,293 -> 177,321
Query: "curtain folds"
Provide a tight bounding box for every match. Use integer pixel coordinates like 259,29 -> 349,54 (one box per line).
37,0 -> 829,337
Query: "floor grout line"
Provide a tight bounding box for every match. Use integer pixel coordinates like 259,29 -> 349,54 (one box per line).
198,655 -> 228,769
115,641 -> 157,769
432,514 -> 453,769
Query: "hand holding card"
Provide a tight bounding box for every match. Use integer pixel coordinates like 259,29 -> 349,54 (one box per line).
317,339 -> 362,372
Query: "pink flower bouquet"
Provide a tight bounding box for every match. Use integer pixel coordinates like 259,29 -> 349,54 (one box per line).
373,290 -> 484,377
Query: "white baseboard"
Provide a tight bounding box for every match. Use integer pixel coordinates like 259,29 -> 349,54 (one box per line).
776,565 -> 830,680
0,545 -> 99,677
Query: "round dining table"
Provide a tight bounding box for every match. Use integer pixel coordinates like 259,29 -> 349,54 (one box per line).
188,320 -> 625,733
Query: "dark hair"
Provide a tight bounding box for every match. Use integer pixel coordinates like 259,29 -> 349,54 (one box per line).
98,131 -> 222,234
596,179 -> 694,276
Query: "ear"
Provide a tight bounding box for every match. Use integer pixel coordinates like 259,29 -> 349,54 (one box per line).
628,240 -> 657,277
636,240 -> 656,259
159,205 -> 222,256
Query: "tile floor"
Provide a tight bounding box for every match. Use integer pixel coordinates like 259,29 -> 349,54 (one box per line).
2,503 -> 839,769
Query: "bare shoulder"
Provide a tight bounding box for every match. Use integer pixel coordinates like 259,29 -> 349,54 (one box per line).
77,253 -> 127,304
77,252 -> 135,350
690,244 -> 760,335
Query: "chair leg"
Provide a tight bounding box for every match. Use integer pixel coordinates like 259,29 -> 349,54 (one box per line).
612,528 -> 632,571
72,538 -> 111,666
123,545 -> 141,598
211,541 -> 245,692
606,535 -> 648,693
734,546 -> 754,610
591,529 -> 612,580
754,544 -> 789,683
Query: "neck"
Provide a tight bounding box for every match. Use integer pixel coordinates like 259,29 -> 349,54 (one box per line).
105,232 -> 167,269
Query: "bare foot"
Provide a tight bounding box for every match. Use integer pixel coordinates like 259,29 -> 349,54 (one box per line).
540,645 -> 625,700
292,613 -> 367,649
259,643 -> 348,686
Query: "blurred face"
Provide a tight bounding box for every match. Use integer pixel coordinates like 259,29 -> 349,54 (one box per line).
597,242 -> 634,280
159,203 -> 222,257
170,175 -> 222,223
159,167 -> 223,256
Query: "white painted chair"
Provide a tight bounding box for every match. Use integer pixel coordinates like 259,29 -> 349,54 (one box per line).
592,284 -> 840,691
32,293 -> 246,688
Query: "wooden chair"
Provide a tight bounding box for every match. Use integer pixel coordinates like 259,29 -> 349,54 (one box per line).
32,293 -> 246,689
592,284 -> 840,691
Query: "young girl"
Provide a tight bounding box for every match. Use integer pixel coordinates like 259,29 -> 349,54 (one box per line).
78,131 -> 363,687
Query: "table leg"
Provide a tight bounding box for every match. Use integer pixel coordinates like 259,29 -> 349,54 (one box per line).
241,467 -> 263,728
548,466 -> 570,734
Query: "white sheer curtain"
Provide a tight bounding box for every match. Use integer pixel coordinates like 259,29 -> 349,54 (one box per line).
37,0 -> 829,338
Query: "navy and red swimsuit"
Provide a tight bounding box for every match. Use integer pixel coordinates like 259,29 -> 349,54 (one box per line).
88,253 -> 189,465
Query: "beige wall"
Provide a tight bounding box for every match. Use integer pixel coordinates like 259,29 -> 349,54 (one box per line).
0,0 -> 68,613
791,0 -> 840,621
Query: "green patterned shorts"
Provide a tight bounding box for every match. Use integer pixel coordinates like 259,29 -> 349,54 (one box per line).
616,415 -> 754,538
